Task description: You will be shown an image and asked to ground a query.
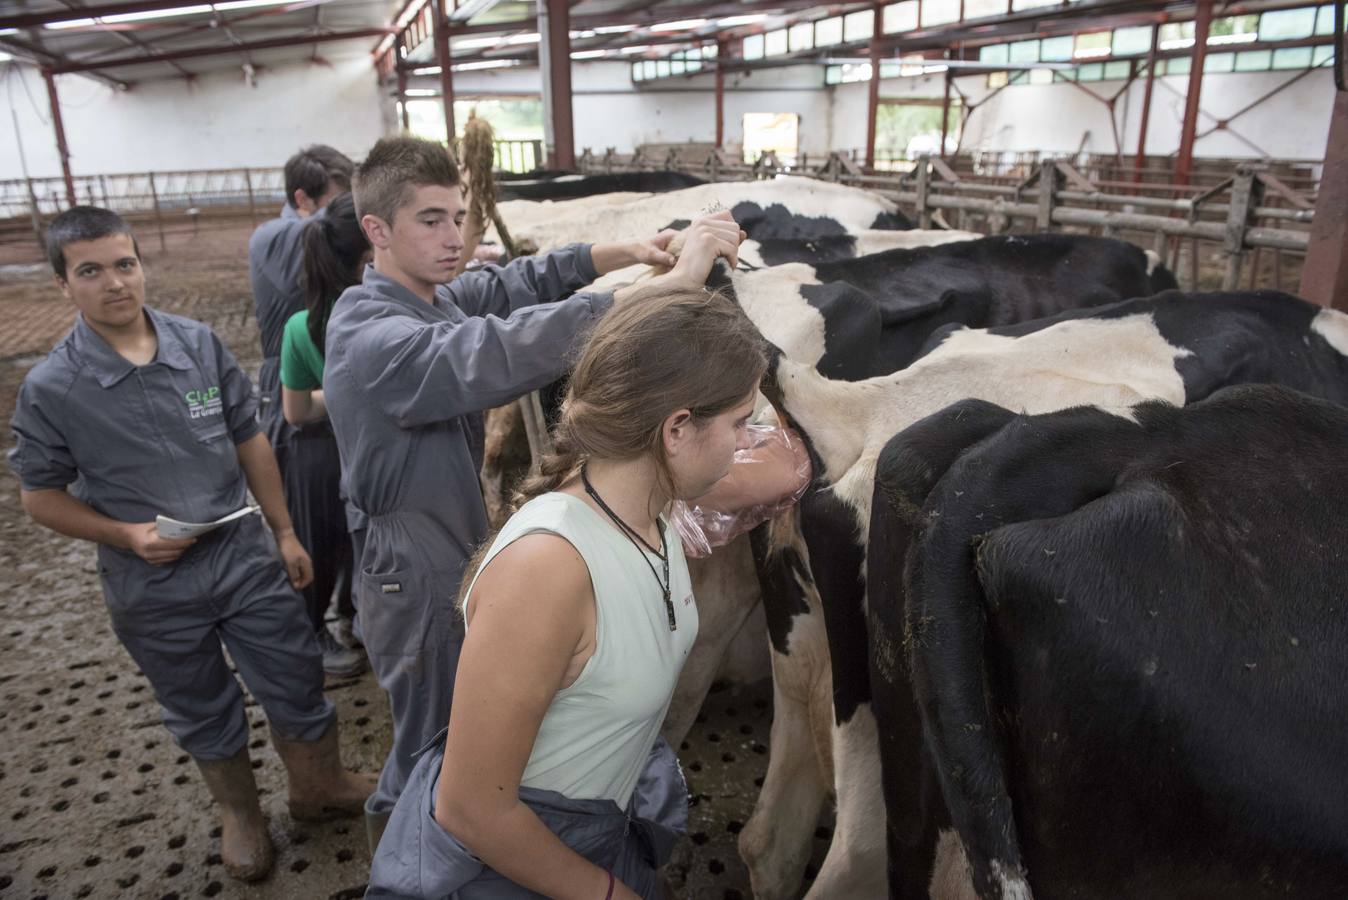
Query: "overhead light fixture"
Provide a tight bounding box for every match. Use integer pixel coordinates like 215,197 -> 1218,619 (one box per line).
504,32 -> 541,44
716,14 -> 768,27
1159,37 -> 1195,50
620,45 -> 653,54
412,65 -> 442,75
47,4 -> 213,28
650,19 -> 708,32
571,49 -> 607,59
1073,47 -> 1111,58
0,50 -> 11,61
213,0 -> 305,10
1209,31 -> 1257,45
405,88 -> 439,96
593,24 -> 638,34
0,28 -> 17,36
453,59 -> 521,71
452,35 -> 501,49
569,29 -> 598,39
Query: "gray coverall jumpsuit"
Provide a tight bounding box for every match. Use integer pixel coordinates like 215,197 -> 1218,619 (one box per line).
248,204 -> 356,632
9,307 -> 335,760
322,246 -> 613,817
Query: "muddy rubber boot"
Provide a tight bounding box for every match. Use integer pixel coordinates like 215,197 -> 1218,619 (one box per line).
271,723 -> 377,822
194,748 -> 274,882
365,808 -> 391,856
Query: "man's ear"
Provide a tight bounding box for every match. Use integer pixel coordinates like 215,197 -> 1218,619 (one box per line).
662,409 -> 694,457
53,274 -> 71,300
293,188 -> 317,215
362,213 -> 392,250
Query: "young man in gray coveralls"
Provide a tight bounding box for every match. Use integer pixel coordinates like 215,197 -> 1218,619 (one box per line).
247,144 -> 365,677
10,207 -> 376,883
324,136 -> 742,850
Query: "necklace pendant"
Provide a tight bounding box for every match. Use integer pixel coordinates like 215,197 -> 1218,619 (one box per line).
665,593 -> 677,632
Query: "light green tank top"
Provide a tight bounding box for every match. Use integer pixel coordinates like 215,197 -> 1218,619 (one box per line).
463,492 -> 698,805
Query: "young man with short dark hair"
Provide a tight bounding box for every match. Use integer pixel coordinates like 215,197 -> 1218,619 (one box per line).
248,144 -> 364,677
11,206 -> 376,883
323,135 -> 743,849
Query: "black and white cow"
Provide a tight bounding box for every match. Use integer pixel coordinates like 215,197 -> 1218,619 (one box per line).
758,289 -> 1348,898
872,384 -> 1348,899
733,235 -> 1177,898
496,170 -> 707,201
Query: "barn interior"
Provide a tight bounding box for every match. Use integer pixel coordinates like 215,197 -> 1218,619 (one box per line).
1,0 -> 1345,898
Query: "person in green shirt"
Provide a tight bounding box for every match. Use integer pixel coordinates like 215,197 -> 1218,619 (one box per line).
279,192 -> 369,676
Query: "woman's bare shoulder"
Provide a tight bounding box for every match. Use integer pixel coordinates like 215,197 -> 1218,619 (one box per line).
466,531 -> 594,627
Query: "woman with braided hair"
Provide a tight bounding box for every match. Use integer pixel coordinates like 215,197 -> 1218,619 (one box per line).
366,284 -> 793,899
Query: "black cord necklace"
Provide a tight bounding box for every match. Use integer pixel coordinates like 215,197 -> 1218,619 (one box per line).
580,465 -> 676,632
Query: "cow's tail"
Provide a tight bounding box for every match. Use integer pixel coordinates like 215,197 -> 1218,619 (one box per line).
1144,249 -> 1179,294
905,441 -> 1035,900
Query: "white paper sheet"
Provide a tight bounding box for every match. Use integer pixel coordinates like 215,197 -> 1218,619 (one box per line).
155,505 -> 260,540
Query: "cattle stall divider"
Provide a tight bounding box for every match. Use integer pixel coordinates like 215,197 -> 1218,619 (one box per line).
578,149 -> 1316,295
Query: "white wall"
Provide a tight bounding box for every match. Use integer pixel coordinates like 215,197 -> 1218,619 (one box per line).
955,68 -> 1335,160
2,52 -> 385,180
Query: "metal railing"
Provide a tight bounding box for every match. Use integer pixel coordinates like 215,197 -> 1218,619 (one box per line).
578,146 -> 1317,294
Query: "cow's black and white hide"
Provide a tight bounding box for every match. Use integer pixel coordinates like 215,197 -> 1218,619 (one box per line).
761,289 -> 1348,899
495,170 -> 707,201
875,385 -> 1348,899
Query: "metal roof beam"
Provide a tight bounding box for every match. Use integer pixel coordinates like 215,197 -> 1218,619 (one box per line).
50,26 -> 393,73
1,0 -> 221,30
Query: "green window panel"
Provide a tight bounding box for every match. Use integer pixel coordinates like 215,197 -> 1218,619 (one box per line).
1234,49 -> 1272,70
765,29 -> 789,56
1206,52 -> 1236,72
1312,44 -> 1335,65
964,0 -> 1008,19
844,9 -> 875,41
743,33 -> 764,60
1271,46 -> 1314,68
789,22 -> 814,51
922,0 -> 962,27
1112,25 -> 1153,55
1040,35 -> 1074,60
1078,61 -> 1105,80
981,43 -> 1010,65
1259,7 -> 1317,40
1166,55 -> 1192,75
1075,31 -> 1112,57
1009,38 -> 1040,63
1103,59 -> 1132,78
816,16 -> 844,45
883,2 -> 918,33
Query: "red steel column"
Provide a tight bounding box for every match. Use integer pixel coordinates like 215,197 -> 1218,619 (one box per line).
715,41 -> 726,148
863,3 -> 882,170
1176,0 -> 1212,185
432,0 -> 456,145
939,69 -> 953,157
1133,23 -> 1160,183
544,0 -> 575,170
1299,91 -> 1348,309
42,68 -> 77,207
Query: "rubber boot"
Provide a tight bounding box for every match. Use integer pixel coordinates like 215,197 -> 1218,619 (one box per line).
271,723 -> 378,822
194,748 -> 274,882
366,808 -> 392,856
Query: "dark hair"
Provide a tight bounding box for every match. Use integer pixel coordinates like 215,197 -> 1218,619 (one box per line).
300,192 -> 368,356
46,205 -> 140,278
284,145 -> 354,209
354,135 -> 460,225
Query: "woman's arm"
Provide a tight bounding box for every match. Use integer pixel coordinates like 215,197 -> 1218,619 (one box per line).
281,386 -> 326,427
436,533 -> 638,899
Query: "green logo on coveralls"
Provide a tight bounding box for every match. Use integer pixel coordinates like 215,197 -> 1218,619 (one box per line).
185,386 -> 222,419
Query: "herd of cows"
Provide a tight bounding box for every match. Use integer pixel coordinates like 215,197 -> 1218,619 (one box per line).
485,174 -> 1348,899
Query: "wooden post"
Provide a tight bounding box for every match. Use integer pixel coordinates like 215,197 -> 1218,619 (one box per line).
863,3 -> 882,171
41,69 -> 77,208
1133,24 -> 1160,183
1299,91 -> 1348,308
1221,168 -> 1262,290
939,69 -> 953,158
915,157 -> 932,229
432,0 -> 456,146
1036,160 -> 1057,231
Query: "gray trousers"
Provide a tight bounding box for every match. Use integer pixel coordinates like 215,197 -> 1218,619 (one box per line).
101,515 -> 335,760
356,514 -> 466,816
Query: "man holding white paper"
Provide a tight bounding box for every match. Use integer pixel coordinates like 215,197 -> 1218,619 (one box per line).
8,206 -> 375,884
